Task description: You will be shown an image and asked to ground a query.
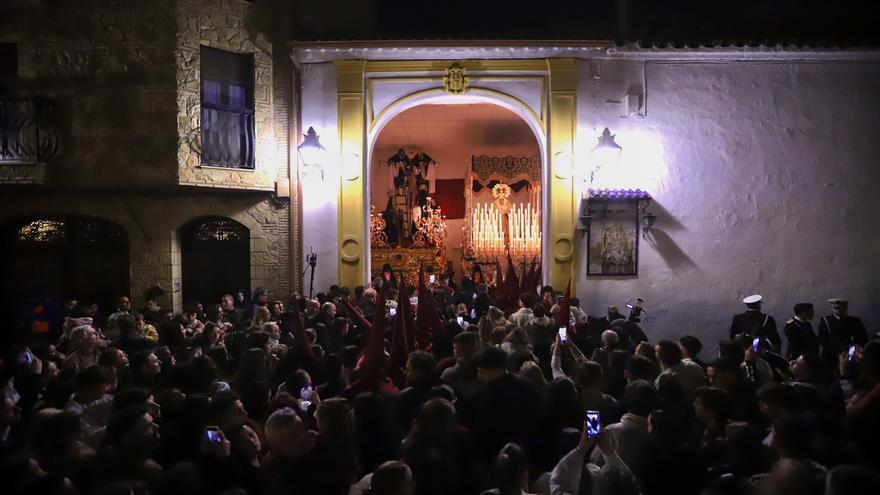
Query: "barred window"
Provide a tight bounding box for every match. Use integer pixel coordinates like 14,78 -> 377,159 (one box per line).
200,46 -> 255,169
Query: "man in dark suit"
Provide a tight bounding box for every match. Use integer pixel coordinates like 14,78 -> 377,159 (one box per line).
467,347 -> 543,465
784,303 -> 819,359
730,295 -> 780,352
818,298 -> 869,364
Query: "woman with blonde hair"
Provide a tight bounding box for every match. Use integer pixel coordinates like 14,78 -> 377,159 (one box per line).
478,306 -> 511,347
62,325 -> 103,371
519,360 -> 548,395
247,306 -> 271,333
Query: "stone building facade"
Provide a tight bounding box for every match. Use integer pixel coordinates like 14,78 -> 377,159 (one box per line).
1,0 -> 295,314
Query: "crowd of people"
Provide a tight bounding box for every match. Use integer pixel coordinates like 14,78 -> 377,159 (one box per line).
2,266 -> 880,495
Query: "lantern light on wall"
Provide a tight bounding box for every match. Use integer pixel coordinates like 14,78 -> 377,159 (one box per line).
297,126 -> 326,180
590,128 -> 623,182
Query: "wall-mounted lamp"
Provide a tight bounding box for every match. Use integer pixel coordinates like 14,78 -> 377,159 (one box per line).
640,198 -> 657,239
576,203 -> 593,235
297,126 -> 326,180
590,128 -> 622,183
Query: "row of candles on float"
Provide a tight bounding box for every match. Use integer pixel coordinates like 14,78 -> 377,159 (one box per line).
470,202 -> 542,259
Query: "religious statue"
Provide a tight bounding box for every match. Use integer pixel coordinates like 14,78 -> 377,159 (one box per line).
491,182 -> 512,214
384,147 -> 438,240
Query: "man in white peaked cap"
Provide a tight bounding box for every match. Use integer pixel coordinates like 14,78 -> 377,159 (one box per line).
729,294 -> 780,352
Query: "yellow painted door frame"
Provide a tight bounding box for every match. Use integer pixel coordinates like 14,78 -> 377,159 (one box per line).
334,60 -> 368,288
333,58 -> 577,293
547,59 -> 578,293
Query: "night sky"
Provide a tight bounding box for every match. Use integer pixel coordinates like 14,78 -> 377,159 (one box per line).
290,0 -> 880,46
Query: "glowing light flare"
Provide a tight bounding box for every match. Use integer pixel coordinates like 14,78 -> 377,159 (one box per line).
297,126 -> 327,167
576,128 -> 667,194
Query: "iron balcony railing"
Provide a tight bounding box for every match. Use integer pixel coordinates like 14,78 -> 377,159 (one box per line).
0,97 -> 60,164
200,103 -> 255,169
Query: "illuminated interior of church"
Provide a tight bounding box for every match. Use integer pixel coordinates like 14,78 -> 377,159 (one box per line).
368,103 -> 543,286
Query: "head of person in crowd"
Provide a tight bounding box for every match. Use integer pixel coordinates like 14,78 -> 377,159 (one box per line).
253,287 -> 270,306
625,355 -> 656,383
221,293 -> 236,311
693,386 -> 733,431
757,382 -> 800,422
520,361 -> 548,391
790,353 -> 826,384
540,286 -> 554,305
474,347 -> 509,383
655,340 -> 683,371
370,460 -> 415,495
115,295 -> 131,313
225,422 -> 262,467
606,304 -> 623,322
405,351 -> 436,387
315,398 -> 352,439
518,291 -> 537,310
793,302 -> 815,321
492,442 -> 530,495
678,335 -> 703,360
264,406 -> 311,458
719,339 -> 747,365
130,350 -> 162,382
706,357 -> 742,391
105,406 -> 160,460
622,379 -> 657,417
73,365 -> 114,403
70,324 -> 99,353
99,347 -> 129,370
601,329 -> 619,350
452,330 -> 479,361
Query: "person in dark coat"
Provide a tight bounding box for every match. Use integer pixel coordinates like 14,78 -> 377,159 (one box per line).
729,294 -> 780,352
467,347 -> 543,465
818,298 -> 869,364
784,303 -> 819,360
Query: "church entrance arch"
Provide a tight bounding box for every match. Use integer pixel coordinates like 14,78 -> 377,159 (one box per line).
333,59 -> 577,291
366,96 -> 545,288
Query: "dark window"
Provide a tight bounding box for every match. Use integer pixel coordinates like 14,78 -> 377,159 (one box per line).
0,43 -> 17,95
200,46 -> 255,169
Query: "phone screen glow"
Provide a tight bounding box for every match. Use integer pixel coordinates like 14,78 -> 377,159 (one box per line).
586,411 -> 601,438
206,428 -> 221,443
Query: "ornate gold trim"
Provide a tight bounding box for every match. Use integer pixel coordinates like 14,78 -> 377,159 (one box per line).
443,62 -> 468,94
365,75 -> 547,130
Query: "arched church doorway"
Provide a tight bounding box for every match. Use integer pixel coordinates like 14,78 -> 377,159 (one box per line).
0,215 -> 129,341
180,216 -> 250,307
368,101 -> 543,287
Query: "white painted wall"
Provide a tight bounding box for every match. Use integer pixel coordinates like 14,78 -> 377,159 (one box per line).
300,63 -> 340,295
575,58 -> 880,350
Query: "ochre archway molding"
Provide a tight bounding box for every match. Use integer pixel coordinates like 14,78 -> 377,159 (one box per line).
334,58 -> 577,293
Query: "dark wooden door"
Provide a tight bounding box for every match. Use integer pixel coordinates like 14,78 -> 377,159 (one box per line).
180,217 -> 250,307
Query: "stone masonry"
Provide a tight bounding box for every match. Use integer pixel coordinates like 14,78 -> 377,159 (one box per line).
1,0 -> 293,311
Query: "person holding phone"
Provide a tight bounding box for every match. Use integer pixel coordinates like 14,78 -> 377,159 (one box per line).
550,331 -> 587,380
549,414 -> 639,495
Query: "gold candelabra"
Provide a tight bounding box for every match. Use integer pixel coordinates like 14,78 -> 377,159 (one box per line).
411,200 -> 448,256
369,205 -> 389,248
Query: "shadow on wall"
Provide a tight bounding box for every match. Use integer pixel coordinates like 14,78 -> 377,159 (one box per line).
644,202 -> 697,273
